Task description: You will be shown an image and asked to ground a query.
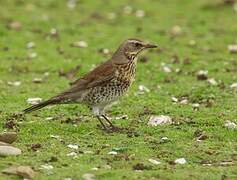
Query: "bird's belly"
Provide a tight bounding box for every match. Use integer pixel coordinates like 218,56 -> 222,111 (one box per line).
83,80 -> 131,105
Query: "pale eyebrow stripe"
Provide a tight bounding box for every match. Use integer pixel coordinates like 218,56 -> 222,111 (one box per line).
128,39 -> 142,44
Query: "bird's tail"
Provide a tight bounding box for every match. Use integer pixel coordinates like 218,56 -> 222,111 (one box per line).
23,99 -> 59,113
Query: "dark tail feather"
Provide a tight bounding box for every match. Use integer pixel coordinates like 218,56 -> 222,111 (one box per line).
23,99 -> 59,113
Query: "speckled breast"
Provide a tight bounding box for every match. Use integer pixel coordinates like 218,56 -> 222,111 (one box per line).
83,60 -> 137,106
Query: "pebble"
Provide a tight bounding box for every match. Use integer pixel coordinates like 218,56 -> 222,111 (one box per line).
71,41 -> 88,48
207,78 -> 218,86
230,83 -> 237,89
108,151 -> 118,155
148,158 -> 161,165
82,173 -> 95,180
0,132 -> 17,144
26,97 -> 42,105
7,81 -> 21,87
170,25 -> 182,36
0,145 -> 21,156
147,115 -> 172,126
224,121 -> 237,130
196,70 -> 208,80
174,158 -> 187,164
67,144 -> 79,150
135,10 -> 145,18
40,164 -> 54,170
228,44 -> 237,53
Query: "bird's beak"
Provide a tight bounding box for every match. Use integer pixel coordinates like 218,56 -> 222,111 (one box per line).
143,43 -> 158,49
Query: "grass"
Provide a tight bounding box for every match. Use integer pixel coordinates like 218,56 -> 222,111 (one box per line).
0,0 -> 237,179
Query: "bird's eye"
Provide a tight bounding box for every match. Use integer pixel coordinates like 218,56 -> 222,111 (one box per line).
134,42 -> 140,47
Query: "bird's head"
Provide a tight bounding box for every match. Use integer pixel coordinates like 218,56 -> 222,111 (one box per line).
112,39 -> 157,63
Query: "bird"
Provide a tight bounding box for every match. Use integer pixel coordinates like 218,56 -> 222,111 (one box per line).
23,39 -> 157,130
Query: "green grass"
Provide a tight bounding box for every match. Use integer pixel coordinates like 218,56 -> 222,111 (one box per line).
0,0 -> 237,179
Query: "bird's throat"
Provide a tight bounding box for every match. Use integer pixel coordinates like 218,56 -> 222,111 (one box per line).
125,52 -> 137,61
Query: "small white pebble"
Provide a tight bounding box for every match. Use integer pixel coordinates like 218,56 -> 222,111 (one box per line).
27,42 -> 35,49
192,103 -> 200,108
148,115 -> 172,126
161,137 -> 169,141
72,41 -> 88,48
67,144 -> 79,150
135,10 -> 145,18
207,78 -> 218,86
171,97 -> 178,102
103,164 -> 112,169
138,85 -> 150,93
189,40 -> 196,46
170,25 -> 182,36
107,12 -> 116,19
148,158 -> 161,165
44,72 -> 50,77
27,97 -> 42,105
67,152 -> 77,157
197,70 -> 208,76
33,78 -> 43,83
84,151 -> 93,154
7,81 -> 21,87
224,121 -> 237,130
28,52 -> 37,59
234,3 -> 237,12
67,0 -> 76,9
40,164 -> 54,170
115,115 -> 128,120
108,151 -> 118,155
91,167 -> 98,171
123,5 -> 133,14
50,135 -> 60,139
64,178 -> 72,180
45,117 -> 54,120
50,28 -> 57,35
180,99 -> 188,104
174,158 -> 187,164
163,66 -> 172,73
228,44 -> 237,53
102,48 -> 110,54
230,83 -> 237,89
82,173 -> 95,180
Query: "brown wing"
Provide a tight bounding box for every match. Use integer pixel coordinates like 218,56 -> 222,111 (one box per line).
71,60 -> 115,88
53,60 -> 115,100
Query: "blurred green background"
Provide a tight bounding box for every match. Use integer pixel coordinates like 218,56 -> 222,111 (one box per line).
0,0 -> 237,179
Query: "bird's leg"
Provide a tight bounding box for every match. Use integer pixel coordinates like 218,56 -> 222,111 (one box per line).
96,116 -> 107,130
101,115 -> 116,128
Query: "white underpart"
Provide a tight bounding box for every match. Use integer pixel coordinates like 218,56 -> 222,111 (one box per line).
92,106 -> 105,116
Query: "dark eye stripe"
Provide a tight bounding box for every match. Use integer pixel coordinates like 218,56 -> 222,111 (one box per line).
135,42 -> 141,47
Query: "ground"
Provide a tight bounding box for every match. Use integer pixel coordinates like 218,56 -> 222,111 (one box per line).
0,0 -> 237,179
